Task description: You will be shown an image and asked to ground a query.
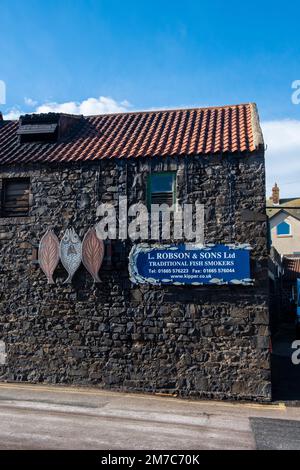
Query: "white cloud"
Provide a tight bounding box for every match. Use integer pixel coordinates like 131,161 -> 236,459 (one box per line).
262,119 -> 300,199
24,97 -> 38,107
3,96 -> 131,120
36,96 -> 131,115
3,107 -> 22,120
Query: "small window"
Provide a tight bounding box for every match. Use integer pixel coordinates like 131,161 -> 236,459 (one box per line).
277,221 -> 291,236
148,172 -> 176,207
1,178 -> 30,217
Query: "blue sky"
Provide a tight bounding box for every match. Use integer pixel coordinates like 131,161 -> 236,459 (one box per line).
1,0 -> 300,196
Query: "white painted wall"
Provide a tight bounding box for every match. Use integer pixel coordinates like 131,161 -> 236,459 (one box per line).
270,212 -> 300,256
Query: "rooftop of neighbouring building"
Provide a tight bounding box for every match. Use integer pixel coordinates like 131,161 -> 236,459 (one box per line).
0,103 -> 264,164
267,183 -> 300,221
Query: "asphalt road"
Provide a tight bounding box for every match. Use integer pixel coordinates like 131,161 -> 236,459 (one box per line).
0,383 -> 299,450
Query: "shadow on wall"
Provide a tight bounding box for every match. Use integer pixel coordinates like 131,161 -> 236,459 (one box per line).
271,325 -> 300,401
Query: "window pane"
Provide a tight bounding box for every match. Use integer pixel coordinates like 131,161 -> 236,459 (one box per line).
151,173 -> 174,193
277,221 -> 291,235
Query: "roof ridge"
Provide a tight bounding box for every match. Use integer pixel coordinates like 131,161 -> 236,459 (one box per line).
86,102 -> 254,119
2,103 -> 254,123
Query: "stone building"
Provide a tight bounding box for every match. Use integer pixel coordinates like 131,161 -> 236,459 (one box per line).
0,103 -> 271,401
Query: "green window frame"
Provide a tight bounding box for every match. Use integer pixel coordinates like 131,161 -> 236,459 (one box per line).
147,172 -> 176,208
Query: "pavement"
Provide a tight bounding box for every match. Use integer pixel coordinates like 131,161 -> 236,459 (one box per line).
0,383 -> 300,449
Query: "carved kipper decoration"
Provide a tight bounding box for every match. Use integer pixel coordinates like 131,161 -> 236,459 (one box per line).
38,229 -> 60,284
59,228 -> 82,284
82,227 -> 105,282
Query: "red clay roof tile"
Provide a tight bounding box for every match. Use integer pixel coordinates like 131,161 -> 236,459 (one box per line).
0,103 -> 263,164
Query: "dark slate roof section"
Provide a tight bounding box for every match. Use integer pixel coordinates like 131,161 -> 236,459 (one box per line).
0,103 -> 263,164
17,123 -> 58,135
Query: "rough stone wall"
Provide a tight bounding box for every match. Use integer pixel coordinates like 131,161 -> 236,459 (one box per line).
0,153 -> 271,401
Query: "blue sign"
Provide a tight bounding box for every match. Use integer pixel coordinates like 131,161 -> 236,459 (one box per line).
129,243 -> 252,286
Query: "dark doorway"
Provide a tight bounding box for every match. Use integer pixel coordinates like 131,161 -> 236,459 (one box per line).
271,323 -> 300,402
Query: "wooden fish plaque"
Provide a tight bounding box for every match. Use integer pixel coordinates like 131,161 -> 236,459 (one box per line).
82,227 -> 105,282
59,228 -> 82,284
38,229 -> 60,284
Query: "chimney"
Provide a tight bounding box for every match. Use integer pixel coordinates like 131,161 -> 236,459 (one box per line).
271,183 -> 280,205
